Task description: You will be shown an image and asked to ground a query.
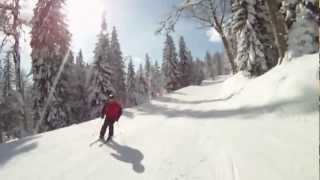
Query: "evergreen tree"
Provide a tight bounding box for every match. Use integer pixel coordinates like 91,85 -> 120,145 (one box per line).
110,27 -> 126,105
150,61 -> 163,97
67,50 -> 74,64
287,3 -> 319,59
76,50 -> 84,66
0,51 -> 24,141
59,51 -> 75,124
213,52 -> 224,75
0,0 -> 24,95
204,51 -> 215,80
135,64 -> 148,104
232,0 -> 273,76
126,58 -> 137,107
255,0 -> 278,69
0,0 -> 30,137
186,50 -> 197,84
30,0 -> 71,132
73,49 -> 87,121
162,34 -> 181,92
144,54 -> 151,78
192,58 -> 205,85
2,52 -> 13,97
178,36 -> 192,87
87,15 -> 114,119
62,51 -> 88,123
144,53 -> 151,101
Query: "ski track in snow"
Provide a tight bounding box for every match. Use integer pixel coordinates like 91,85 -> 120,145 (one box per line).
0,54 -> 318,180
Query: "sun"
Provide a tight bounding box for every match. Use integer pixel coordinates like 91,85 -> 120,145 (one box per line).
66,0 -> 105,33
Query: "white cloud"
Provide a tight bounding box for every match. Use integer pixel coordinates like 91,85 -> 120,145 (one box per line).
207,28 -> 221,43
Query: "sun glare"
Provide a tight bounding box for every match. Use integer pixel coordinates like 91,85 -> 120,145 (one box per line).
67,0 -> 105,33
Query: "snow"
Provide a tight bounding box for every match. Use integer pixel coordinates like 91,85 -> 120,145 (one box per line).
0,54 -> 318,180
207,28 -> 221,43
287,4 -> 319,60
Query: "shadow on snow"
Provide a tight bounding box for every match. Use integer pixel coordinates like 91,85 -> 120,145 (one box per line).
0,135 -> 40,166
155,92 -> 236,105
103,140 -> 145,174
137,96 -> 316,120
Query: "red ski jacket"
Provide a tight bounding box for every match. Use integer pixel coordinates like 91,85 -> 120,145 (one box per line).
102,100 -> 122,122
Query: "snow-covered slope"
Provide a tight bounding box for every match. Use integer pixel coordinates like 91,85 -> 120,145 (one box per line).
0,54 -> 318,180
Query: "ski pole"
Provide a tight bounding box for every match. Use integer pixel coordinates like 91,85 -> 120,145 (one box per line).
116,119 -> 121,136
94,116 -> 103,137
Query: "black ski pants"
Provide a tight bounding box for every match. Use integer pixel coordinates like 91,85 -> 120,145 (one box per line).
100,119 -> 115,139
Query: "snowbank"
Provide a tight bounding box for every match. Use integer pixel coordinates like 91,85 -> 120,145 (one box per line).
221,53 -> 318,115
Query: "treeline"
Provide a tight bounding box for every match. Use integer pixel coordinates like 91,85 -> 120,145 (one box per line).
161,34 -> 225,92
126,35 -> 226,105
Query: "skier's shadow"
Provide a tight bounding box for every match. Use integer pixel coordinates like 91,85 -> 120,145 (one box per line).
106,140 -> 145,173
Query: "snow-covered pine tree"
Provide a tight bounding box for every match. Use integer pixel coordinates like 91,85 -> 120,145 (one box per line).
192,58 -> 205,85
178,36 -> 192,87
0,0 -> 24,95
135,64 -> 148,104
187,50 -> 196,84
0,51 -> 24,141
204,51 -> 215,80
2,52 -> 13,97
232,0 -> 273,76
213,52 -> 224,75
150,60 -> 163,97
144,53 -> 152,101
87,14 -> 114,120
76,49 -> 84,66
162,34 -> 181,92
67,50 -> 74,65
58,51 -> 77,125
287,2 -> 319,59
68,49 -> 88,122
30,0 -> 71,132
0,53 -> 14,141
144,54 -> 151,74
255,0 -> 278,69
110,27 -> 126,105
0,0 -> 31,140
280,1 -> 297,29
126,58 -> 137,107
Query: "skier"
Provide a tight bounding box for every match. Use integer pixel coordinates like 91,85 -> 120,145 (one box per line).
100,93 -> 123,141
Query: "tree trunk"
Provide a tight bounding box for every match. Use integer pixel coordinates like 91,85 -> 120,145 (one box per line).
213,20 -> 237,74
11,0 -> 22,94
214,21 -> 237,74
12,0 -> 28,136
265,0 -> 288,65
209,1 -> 237,74
221,34 -> 237,74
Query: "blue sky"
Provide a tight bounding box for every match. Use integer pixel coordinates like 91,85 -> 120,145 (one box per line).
21,0 -> 223,71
